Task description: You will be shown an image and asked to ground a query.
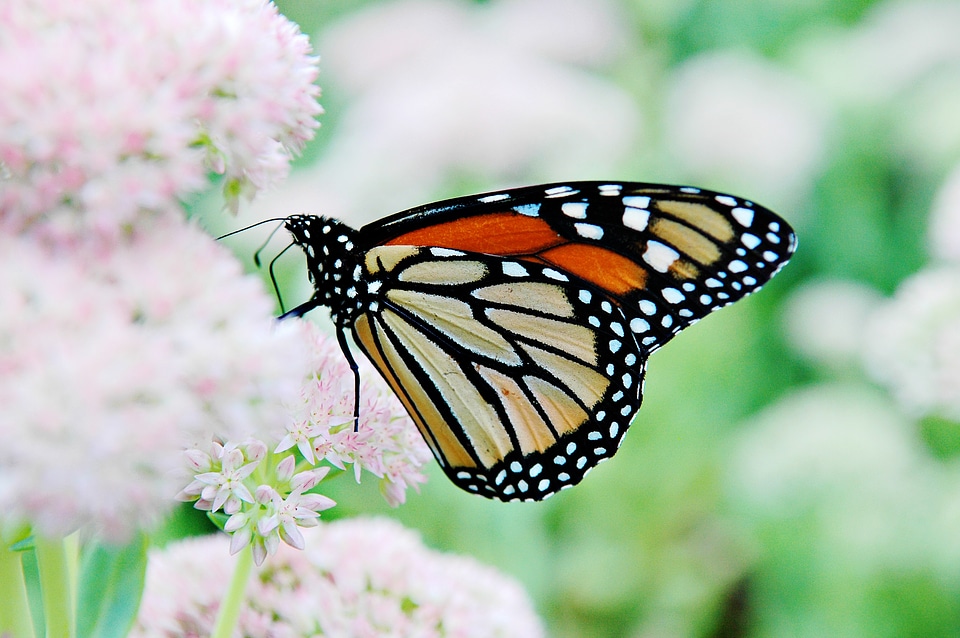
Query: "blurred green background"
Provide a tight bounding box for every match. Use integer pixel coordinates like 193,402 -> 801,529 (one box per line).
202,0 -> 960,635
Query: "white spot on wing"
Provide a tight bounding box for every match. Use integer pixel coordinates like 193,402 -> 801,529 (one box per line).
642,240 -> 679,273
622,195 -> 651,209
431,247 -> 465,257
622,207 -> 650,231
575,223 -> 604,240
503,262 -> 528,277
543,268 -> 569,281
662,288 -> 685,304
630,317 -> 650,333
715,195 -> 737,207
562,202 -> 588,219
732,207 -> 754,227
513,203 -> 540,217
741,233 -> 761,249
479,193 -> 510,203
545,186 -> 577,197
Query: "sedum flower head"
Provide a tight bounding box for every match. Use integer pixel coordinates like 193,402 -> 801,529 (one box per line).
178,322 -> 430,563
0,0 -> 321,239
133,517 -> 545,638
0,219 -> 309,541
280,321 -> 433,506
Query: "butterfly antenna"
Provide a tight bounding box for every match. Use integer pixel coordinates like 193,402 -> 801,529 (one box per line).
215,218 -> 287,242
266,242 -> 296,313
252,223 -> 287,268
336,327 -> 362,432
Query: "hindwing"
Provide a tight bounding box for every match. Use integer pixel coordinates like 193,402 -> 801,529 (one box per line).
350,245 -> 645,500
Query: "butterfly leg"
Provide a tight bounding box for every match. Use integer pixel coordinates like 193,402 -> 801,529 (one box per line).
336,326 -> 361,432
278,297 -> 322,320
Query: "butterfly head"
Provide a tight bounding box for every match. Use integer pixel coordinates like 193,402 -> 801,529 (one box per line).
284,215 -> 366,325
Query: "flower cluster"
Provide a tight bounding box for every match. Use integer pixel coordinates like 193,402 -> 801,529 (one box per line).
133,517 -> 545,638
0,0 -> 321,240
178,322 -> 430,563
0,221 -> 309,541
283,321 -> 433,506
0,0 -> 322,542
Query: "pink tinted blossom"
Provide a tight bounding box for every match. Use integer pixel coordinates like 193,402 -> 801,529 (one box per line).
283,321 -> 433,506
0,0 -> 321,239
0,218 -> 308,541
132,518 -> 546,638
178,323 -> 429,563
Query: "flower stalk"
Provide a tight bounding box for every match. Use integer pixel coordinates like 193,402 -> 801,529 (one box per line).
209,547 -> 254,638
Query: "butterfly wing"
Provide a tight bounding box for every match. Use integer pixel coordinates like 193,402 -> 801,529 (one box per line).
350,245 -> 644,500
347,182 -> 795,501
359,182 -> 797,355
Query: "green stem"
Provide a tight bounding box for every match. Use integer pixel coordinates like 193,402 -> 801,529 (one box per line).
0,540 -> 36,638
34,536 -> 75,638
210,547 -> 254,638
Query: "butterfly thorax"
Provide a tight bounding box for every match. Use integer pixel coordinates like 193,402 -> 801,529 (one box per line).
283,215 -> 366,326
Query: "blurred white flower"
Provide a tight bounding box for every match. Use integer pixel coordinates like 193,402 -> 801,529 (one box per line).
928,164 -> 960,261
663,51 -> 829,209
782,279 -> 883,370
863,267 -> 960,420
792,0 -> 960,107
0,0 -> 320,239
0,219 -> 309,541
133,518 -> 546,638
728,384 -> 956,570
253,0 -> 640,227
891,68 -> 960,171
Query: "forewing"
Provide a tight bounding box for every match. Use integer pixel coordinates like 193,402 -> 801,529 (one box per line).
359,181 -> 797,354
351,245 -> 645,501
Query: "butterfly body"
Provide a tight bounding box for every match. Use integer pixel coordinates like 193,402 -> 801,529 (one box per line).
281,182 -> 796,501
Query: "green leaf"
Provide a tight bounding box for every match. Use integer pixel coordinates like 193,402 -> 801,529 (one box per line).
75,535 -> 148,638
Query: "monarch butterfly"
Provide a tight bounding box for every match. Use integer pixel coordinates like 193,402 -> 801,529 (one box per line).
264,182 -> 796,502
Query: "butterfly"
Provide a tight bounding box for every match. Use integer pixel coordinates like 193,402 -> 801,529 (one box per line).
263,182 -> 796,502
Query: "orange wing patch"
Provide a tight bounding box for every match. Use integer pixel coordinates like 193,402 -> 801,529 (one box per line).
385,212 -> 564,255
539,243 -> 648,296
385,210 -> 651,298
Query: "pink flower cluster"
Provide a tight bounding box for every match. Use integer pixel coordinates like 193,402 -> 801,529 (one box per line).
281,321 -> 433,507
0,221 -> 310,541
177,323 -> 430,563
0,0 -> 321,240
0,0 -> 322,542
133,517 -> 545,638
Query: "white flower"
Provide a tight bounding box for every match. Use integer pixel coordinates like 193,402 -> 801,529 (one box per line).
663,50 -> 829,209
728,384 -> 958,570
782,279 -> 883,370
0,219 -> 309,541
793,0 -> 960,107
863,267 -> 960,420
928,164 -> 960,262
132,518 -> 546,638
